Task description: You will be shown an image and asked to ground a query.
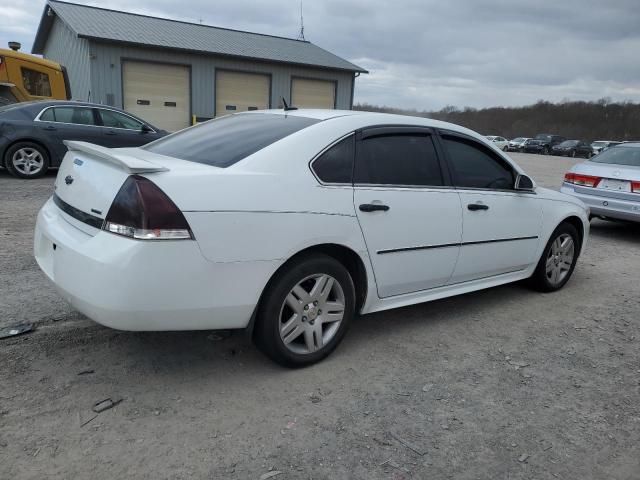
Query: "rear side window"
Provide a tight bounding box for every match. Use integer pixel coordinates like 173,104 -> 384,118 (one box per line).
354,134 -> 443,186
312,135 -> 354,184
145,113 -> 319,168
21,68 -> 52,97
41,107 -> 96,125
442,135 -> 515,190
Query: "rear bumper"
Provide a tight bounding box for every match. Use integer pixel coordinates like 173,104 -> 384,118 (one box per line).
560,184 -> 640,222
34,197 -> 279,331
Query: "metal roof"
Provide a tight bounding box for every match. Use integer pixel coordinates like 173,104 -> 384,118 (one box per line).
32,1 -> 367,73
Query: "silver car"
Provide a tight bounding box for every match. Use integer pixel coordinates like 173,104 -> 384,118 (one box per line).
561,143 -> 640,222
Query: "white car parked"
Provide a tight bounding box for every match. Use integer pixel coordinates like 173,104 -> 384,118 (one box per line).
35,110 -> 589,366
485,135 -> 509,151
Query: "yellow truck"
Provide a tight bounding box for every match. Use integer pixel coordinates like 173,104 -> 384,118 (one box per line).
0,42 -> 70,106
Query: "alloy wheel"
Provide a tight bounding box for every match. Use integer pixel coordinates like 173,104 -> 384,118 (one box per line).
12,148 -> 44,176
278,273 -> 345,355
545,233 -> 574,286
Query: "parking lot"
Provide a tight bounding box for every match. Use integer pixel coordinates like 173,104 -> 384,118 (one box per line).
1,152 -> 639,479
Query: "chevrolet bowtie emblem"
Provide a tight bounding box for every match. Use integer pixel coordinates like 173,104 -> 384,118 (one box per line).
65,175 -> 74,185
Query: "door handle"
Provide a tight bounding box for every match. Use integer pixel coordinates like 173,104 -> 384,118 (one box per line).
43,125 -> 56,131
467,203 -> 489,211
359,203 -> 390,212
105,130 -> 117,135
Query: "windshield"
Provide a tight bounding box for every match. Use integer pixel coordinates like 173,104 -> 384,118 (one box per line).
535,134 -> 551,141
511,137 -> 524,142
559,140 -> 578,147
592,141 -> 608,147
590,146 -> 640,167
145,113 -> 320,168
485,136 -> 496,140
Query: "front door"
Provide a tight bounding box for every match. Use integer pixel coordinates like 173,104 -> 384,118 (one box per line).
353,127 -> 463,298
439,132 -> 543,283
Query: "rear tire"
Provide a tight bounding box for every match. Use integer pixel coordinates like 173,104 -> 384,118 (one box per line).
253,253 -> 355,367
4,142 -> 49,179
528,222 -> 580,292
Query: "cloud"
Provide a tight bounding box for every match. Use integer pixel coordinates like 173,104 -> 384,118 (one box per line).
1,0 -> 639,110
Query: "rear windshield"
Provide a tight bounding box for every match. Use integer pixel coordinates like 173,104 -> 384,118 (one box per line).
145,113 -> 320,168
590,146 -> 640,167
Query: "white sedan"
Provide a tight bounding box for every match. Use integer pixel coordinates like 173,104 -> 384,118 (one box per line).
485,135 -> 509,151
35,110 -> 589,366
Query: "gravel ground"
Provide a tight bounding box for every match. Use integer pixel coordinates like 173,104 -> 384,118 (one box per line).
1,153 -> 639,480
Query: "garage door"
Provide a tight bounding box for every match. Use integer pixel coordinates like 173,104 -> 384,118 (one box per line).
291,78 -> 336,109
123,61 -> 190,132
215,71 -> 270,117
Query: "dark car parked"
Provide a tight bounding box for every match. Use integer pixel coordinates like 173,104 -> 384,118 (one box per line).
522,138 -> 544,154
551,140 -> 593,158
0,100 -> 167,178
530,134 -> 566,155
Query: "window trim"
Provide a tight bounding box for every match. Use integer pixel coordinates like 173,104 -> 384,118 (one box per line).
34,105 -> 156,133
309,132 -> 355,187
353,125 -> 450,189
437,129 -> 529,193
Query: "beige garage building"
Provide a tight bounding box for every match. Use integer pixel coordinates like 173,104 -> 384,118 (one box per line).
32,1 -> 367,131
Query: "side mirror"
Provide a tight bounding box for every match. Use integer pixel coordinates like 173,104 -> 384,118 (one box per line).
515,174 -> 535,192
140,124 -> 152,133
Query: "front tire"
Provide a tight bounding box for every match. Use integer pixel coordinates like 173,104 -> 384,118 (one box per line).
253,253 -> 355,367
4,142 -> 50,179
529,223 -> 579,292
542,147 -> 549,155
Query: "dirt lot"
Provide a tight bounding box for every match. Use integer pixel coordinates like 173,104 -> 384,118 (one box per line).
1,153 -> 639,480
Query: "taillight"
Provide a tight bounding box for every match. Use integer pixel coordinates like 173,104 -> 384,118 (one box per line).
564,172 -> 601,188
632,181 -> 640,193
103,175 -> 193,240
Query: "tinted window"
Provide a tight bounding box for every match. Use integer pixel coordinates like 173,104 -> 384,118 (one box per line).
21,68 -> 52,97
591,146 -> 640,167
312,135 -> 354,184
145,113 -> 319,168
47,107 -> 96,125
354,134 -> 443,186
99,109 -> 144,130
443,135 -> 515,190
39,108 -> 55,122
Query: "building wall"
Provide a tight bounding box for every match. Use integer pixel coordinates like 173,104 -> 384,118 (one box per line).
87,41 -> 355,119
42,18 -> 91,101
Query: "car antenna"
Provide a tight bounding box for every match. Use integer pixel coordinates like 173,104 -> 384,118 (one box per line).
282,97 -> 298,111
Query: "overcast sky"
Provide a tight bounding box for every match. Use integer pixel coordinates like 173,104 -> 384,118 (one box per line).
2,0 -> 640,111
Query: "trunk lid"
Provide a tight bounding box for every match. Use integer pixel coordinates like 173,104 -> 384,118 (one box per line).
54,141 -> 170,225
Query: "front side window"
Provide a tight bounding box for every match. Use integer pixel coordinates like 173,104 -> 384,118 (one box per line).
442,135 -> 515,190
354,133 -> 443,186
45,107 -> 96,125
145,113 -> 319,168
312,135 -> 354,184
21,68 -> 52,97
99,109 -> 144,130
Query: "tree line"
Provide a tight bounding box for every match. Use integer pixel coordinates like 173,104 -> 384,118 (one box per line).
354,99 -> 640,141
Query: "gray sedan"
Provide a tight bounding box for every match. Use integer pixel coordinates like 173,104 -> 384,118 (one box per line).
561,143 -> 640,222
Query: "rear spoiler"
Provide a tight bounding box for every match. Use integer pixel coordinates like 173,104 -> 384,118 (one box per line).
64,141 -> 169,174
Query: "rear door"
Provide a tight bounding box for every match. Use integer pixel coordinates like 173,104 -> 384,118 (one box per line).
353,127 -> 463,298
37,105 -> 103,159
439,131 -> 542,283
